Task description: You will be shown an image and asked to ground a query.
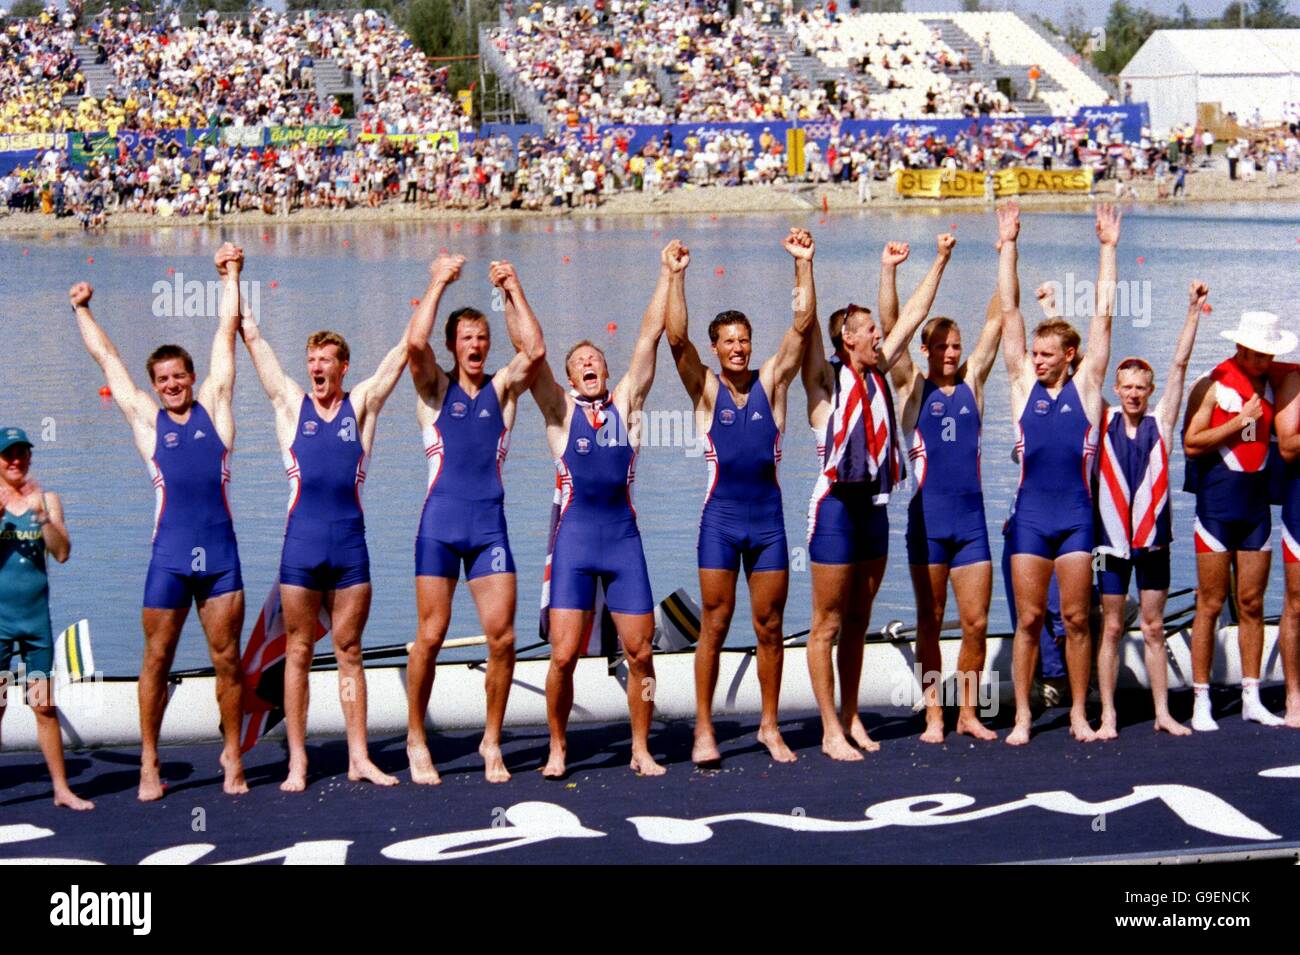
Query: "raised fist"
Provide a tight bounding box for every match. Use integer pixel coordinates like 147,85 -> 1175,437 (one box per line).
881,240 -> 909,267
430,254 -> 465,286
489,260 -> 520,290
68,282 -> 93,308
783,227 -> 814,260
936,232 -> 956,256
662,239 -> 689,273
1095,202 -> 1121,246
995,201 -> 1020,244
1188,279 -> 1209,309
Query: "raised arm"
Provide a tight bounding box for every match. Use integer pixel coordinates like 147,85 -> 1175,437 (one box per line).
996,201 -> 1028,383
877,240 -> 909,340
614,241 -> 680,412
491,260 -> 548,399
1277,370 -> 1300,463
663,240 -> 709,402
878,233 -> 956,373
352,331 -> 410,419
198,243 -> 242,432
406,254 -> 461,400
34,491 -> 70,564
1078,202 -> 1120,395
1154,279 -> 1207,437
963,291 -> 1004,389
69,283 -> 156,432
239,305 -> 303,415
767,228 -> 817,386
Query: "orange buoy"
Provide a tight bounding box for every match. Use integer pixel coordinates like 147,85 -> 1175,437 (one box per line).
562,255 -> 571,264
1136,256 -> 1146,264
98,385 -> 111,398
454,222 -> 462,231
21,248 -> 29,255
606,322 -> 618,333
1202,303 -> 1213,314
950,222 -> 957,230
262,233 -> 270,241
546,224 -> 554,233
715,267 -> 725,276
819,217 -> 827,225
710,214 -> 718,221
269,280 -> 279,289
86,256 -> 94,264
342,239 -> 350,248
410,298 -> 420,307
439,247 -> 449,255
822,195 -> 829,213
167,267 -> 175,275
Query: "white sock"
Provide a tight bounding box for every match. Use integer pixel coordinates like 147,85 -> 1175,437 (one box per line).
1190,684 -> 1219,732
1241,679 -> 1284,726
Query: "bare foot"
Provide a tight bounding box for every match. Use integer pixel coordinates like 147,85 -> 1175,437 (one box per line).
138,760 -> 165,802
1070,716 -> 1099,742
691,730 -> 722,766
844,715 -> 880,752
956,714 -> 997,741
54,788 -> 95,811
479,741 -> 511,783
542,744 -> 567,779
630,750 -> 666,776
1005,722 -> 1032,746
919,715 -> 945,744
822,735 -> 864,761
406,742 -> 442,785
348,758 -> 399,786
1095,717 -> 1118,741
1154,714 -> 1192,736
757,725 -> 797,763
220,748 -> 249,795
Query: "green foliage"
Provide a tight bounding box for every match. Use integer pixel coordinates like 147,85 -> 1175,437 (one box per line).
5,0 -> 45,17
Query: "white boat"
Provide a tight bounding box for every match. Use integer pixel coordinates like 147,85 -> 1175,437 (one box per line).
0,624 -> 1286,751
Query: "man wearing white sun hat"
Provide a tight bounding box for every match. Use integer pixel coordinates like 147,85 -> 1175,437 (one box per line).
1182,311 -> 1297,731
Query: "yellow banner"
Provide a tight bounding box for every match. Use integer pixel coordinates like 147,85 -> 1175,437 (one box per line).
458,90 -> 473,118
0,132 -> 68,153
267,124 -> 348,147
993,167 -> 1093,196
893,168 -> 984,199
356,131 -> 460,150
786,128 -> 805,179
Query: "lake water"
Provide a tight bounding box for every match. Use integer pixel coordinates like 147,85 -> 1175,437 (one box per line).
2,201 -> 1298,674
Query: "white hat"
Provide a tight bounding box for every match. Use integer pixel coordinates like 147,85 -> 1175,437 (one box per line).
1220,311 -> 1297,356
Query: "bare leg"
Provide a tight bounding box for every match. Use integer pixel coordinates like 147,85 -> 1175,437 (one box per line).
693,568 -> 738,765
839,557 -> 886,751
1236,550 -> 1282,725
1097,592 -> 1126,740
1055,552 -> 1098,742
749,569 -> 795,762
326,584 -> 397,786
544,609 -> 588,777
1007,554 -> 1053,745
950,560 -> 996,740
29,680 -> 93,810
138,606 -> 187,801
909,561 -> 950,743
1282,563 -> 1300,727
468,573 -> 517,782
279,584 -> 321,792
196,589 -> 248,794
615,611 -> 665,776
1191,551 -> 1231,730
407,576 -> 453,785
808,562 -> 860,760
1139,589 -> 1189,735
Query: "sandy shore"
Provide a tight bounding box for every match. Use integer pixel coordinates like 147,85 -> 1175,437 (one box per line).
2,173 -> 1296,236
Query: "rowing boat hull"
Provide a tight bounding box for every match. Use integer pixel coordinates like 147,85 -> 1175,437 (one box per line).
0,626 -> 1285,750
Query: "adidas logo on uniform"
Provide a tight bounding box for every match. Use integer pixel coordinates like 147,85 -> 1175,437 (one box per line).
194,430 -> 206,438
959,406 -> 970,415
751,411 -> 762,420
1061,404 -> 1072,413
479,409 -> 490,418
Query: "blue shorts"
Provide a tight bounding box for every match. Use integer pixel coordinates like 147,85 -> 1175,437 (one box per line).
1006,506 -> 1093,560
280,516 -> 371,591
906,497 -> 991,568
0,621 -> 53,679
415,497 -> 515,580
1097,547 -> 1171,595
698,498 -> 788,575
1283,492 -> 1300,563
809,483 -> 888,565
1193,511 -> 1270,555
144,560 -> 244,609
550,516 -> 653,615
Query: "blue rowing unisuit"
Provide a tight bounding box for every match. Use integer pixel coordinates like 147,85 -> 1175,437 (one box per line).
143,402 -> 242,609
549,401 -> 653,615
416,374 -> 515,580
1006,378 -> 1096,559
698,371 -> 787,574
279,394 -> 370,591
905,379 -> 990,568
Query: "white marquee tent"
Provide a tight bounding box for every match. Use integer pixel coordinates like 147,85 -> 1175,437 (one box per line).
1120,29 -> 1300,133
